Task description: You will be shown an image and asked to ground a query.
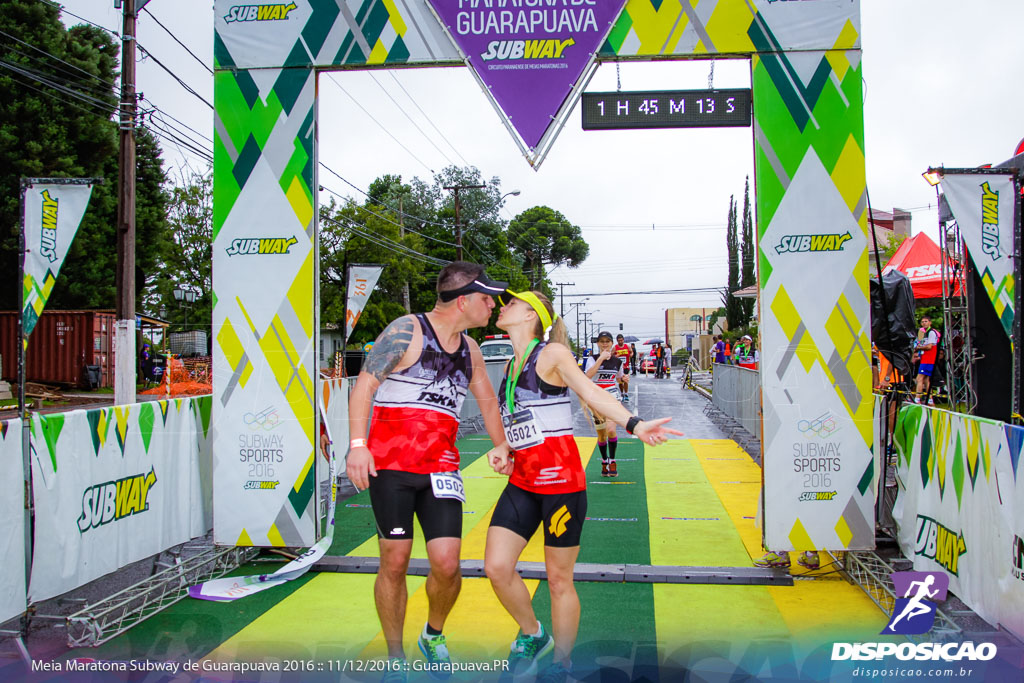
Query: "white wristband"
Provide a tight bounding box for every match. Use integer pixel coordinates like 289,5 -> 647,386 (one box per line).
350,438 -> 367,449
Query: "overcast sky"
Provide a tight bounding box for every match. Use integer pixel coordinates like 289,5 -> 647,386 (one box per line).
60,1 -> 1024,341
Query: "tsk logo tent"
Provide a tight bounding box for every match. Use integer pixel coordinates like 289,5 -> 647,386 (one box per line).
882,232 -> 962,299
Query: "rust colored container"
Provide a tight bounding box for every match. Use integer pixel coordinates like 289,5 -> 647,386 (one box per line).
0,310 -> 116,388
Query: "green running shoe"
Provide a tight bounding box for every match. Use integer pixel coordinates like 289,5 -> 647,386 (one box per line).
418,630 -> 452,680
507,623 -> 554,677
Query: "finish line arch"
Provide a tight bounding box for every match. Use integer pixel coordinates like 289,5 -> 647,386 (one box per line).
210,0 -> 873,553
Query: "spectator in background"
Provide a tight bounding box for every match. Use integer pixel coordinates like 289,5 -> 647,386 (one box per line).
713,336 -> 726,365
629,343 -> 638,375
723,338 -> 733,365
654,343 -> 665,379
662,343 -> 672,377
914,315 -> 940,405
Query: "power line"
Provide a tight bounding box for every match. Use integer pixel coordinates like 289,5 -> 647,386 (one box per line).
35,0 -> 120,37
137,43 -> 212,109
368,72 -> 454,167
326,73 -> 433,175
388,72 -> 472,167
141,7 -> 212,75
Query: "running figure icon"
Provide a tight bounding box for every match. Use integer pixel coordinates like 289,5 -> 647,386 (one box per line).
887,575 -> 939,631
883,571 -> 949,635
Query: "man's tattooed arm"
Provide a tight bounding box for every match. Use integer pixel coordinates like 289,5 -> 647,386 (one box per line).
364,316 -> 416,383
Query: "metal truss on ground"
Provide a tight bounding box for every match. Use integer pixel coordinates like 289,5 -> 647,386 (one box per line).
64,545 -> 257,648
843,550 -> 961,642
700,400 -> 761,463
940,218 -> 977,414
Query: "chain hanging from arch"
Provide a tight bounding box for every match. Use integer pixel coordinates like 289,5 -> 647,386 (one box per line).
616,62 -> 621,92
708,59 -> 715,89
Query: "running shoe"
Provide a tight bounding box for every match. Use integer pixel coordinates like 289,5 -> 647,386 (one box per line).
507,623 -> 554,677
753,551 -> 791,568
537,661 -> 572,683
381,658 -> 408,683
601,461 -> 609,477
418,629 -> 452,680
608,461 -> 618,477
797,551 -> 820,570
927,398 -> 935,406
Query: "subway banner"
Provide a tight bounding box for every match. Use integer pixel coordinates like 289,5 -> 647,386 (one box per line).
0,419 -> 26,623
21,181 -> 94,340
28,398 -> 212,602
891,405 -> 1024,641
212,0 -> 866,548
941,171 -> 1018,338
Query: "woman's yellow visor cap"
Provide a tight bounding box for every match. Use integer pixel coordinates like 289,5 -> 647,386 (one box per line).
499,290 -> 556,331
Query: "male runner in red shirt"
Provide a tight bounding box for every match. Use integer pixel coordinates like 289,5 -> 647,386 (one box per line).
347,262 -> 509,678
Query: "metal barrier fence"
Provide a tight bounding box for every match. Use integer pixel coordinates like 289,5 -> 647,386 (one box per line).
710,363 -> 761,438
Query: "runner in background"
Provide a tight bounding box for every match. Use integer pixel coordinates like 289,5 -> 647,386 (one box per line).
613,334 -> 632,401
484,290 -> 682,682
346,262 -> 509,680
581,331 -> 625,477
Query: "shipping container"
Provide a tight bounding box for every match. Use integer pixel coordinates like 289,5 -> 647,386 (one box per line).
0,311 -> 116,388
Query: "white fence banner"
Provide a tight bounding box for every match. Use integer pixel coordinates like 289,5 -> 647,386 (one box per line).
0,419 -> 26,623
892,405 -> 1024,640
941,172 -> 1017,338
29,397 -> 211,602
345,264 -> 384,341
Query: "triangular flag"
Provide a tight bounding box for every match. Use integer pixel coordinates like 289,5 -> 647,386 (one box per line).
427,0 -> 626,166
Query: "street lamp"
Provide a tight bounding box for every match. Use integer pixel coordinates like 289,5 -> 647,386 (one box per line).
500,190 -> 521,203
173,285 -> 198,331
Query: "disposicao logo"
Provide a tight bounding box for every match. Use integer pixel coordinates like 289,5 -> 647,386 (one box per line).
225,236 -> 298,256
77,468 -> 158,533
774,231 -> 852,255
39,189 -> 59,263
224,2 -> 297,23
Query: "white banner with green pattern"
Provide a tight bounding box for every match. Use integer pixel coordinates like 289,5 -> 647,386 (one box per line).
21,182 -> 94,340
891,404 -> 1024,641
941,171 -> 1017,338
28,397 -> 212,602
212,0 -> 869,548
0,419 -> 26,623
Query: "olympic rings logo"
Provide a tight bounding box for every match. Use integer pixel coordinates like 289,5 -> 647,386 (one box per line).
798,412 -> 838,439
244,406 -> 280,431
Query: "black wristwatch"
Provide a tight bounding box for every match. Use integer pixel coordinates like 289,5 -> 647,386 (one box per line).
626,416 -> 642,435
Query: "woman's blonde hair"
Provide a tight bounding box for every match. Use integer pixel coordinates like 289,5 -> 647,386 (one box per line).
526,291 -> 569,346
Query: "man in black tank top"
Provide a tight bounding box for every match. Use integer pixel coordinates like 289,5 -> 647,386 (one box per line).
347,262 -> 511,679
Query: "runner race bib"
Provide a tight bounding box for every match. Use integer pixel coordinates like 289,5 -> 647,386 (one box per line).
430,471 -> 465,502
602,384 -> 622,401
503,408 -> 544,451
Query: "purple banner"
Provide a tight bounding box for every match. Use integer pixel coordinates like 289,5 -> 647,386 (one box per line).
428,0 -> 626,150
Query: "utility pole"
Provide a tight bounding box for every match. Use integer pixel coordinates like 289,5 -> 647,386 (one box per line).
555,282 -> 574,318
115,0 -> 138,406
443,183 -> 485,261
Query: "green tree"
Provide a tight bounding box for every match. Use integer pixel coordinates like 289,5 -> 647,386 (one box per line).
739,176 -> 755,326
508,205 -> 588,292
724,195 -> 742,330
319,196 -> 429,346
156,169 -> 212,332
0,1 -> 169,311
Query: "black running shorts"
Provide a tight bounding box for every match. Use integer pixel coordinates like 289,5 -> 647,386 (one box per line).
368,470 -> 462,541
489,483 -> 587,548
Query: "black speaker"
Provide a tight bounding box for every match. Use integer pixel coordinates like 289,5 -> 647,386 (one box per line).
968,261 -> 1013,422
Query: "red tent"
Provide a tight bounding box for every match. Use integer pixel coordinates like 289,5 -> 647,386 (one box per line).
882,232 -> 962,299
